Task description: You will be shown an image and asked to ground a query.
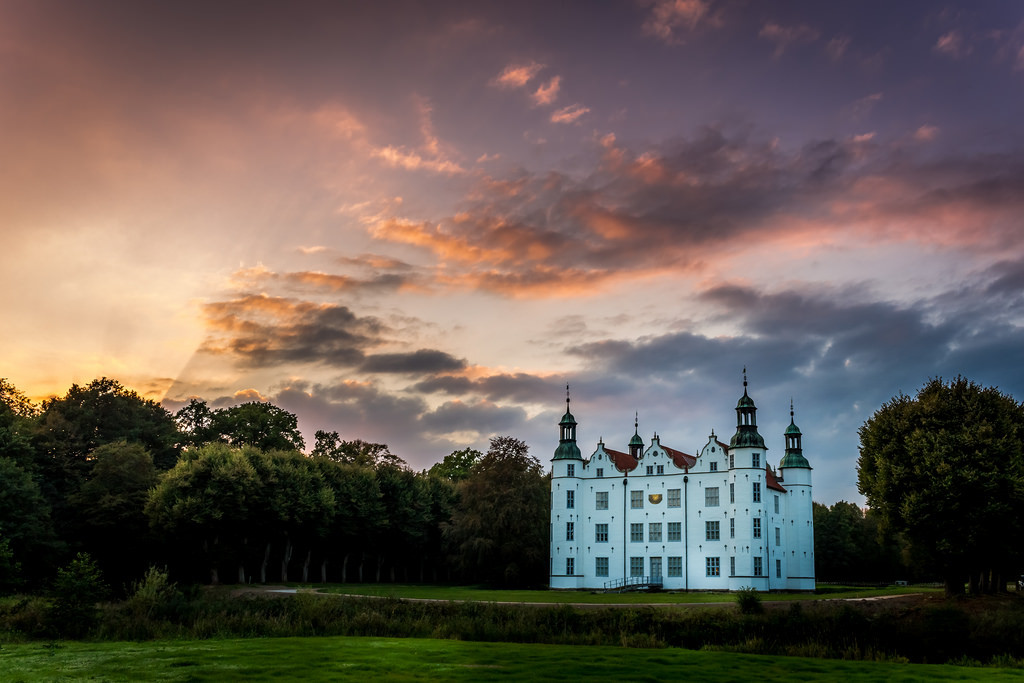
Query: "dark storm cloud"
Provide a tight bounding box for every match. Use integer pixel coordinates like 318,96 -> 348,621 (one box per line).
419,400 -> 529,435
360,349 -> 466,374
199,294 -> 388,368
412,372 -> 554,403
375,126 -> 1024,297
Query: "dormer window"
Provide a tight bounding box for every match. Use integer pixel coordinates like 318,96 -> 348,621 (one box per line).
596,468 -> 604,478
710,462 -> 718,472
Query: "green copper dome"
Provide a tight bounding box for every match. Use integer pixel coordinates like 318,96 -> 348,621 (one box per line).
629,431 -> 644,447
785,420 -> 802,436
553,391 -> 583,460
736,393 -> 756,409
553,440 -> 582,460
780,451 -> 810,468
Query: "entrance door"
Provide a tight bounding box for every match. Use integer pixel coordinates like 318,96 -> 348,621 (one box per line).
650,556 -> 662,582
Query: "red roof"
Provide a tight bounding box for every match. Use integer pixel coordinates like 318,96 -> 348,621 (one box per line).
766,465 -> 787,493
716,439 -> 730,452
605,448 -> 638,473
662,445 -> 696,470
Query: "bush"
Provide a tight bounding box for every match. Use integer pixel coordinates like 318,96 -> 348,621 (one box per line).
48,553 -> 108,638
735,588 -> 763,615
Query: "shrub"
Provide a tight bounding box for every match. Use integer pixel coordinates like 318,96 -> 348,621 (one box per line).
735,587 -> 763,615
48,553 -> 108,638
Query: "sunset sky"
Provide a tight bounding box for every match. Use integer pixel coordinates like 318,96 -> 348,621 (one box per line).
3,0 -> 1024,505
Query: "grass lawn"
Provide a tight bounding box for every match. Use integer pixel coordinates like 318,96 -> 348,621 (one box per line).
311,582 -> 939,604
3,637 -> 1022,681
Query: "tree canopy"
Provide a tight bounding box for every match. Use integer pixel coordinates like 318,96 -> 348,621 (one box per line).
857,376 -> 1024,595
443,436 -> 549,587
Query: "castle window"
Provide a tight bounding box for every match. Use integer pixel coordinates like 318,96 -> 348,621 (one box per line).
566,557 -> 575,575
730,517 -> 735,538
630,523 -> 643,542
667,522 -> 681,542
776,559 -> 782,578
706,520 -> 720,540
753,482 -> 761,503
706,557 -> 720,577
754,556 -> 763,577
730,453 -> 735,468
730,482 -> 735,503
775,527 -> 781,546
730,556 -> 736,576
566,490 -> 574,509
753,518 -> 762,539
646,465 -> 654,475
567,464 -> 575,477
631,490 -> 643,509
657,465 -> 664,474
710,462 -> 718,472
649,523 -> 662,542
630,557 -> 644,577
705,487 -> 720,507
667,489 -> 681,508
596,491 -> 609,510
597,468 -> 604,478
566,522 -> 574,541
774,495 -> 780,514
596,557 -> 609,577
595,523 -> 608,542
753,452 -> 760,468
667,556 -> 683,577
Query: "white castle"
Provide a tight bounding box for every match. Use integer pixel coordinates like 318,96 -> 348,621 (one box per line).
549,375 -> 815,591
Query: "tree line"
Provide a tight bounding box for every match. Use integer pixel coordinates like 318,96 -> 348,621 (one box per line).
0,377 -> 548,592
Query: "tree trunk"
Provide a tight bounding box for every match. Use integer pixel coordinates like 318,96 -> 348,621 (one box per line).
238,562 -> 246,584
320,559 -> 328,584
375,555 -> 384,582
261,542 -> 272,584
341,553 -> 350,584
358,553 -> 364,583
301,549 -> 311,583
205,537 -> 220,585
947,575 -> 966,597
280,536 -> 294,582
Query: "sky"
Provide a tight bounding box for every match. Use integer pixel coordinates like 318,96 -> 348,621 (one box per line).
3,0 -> 1024,505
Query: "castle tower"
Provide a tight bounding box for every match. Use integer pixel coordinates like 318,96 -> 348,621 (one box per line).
778,401 -> 814,590
550,386 -> 583,588
727,369 -> 769,590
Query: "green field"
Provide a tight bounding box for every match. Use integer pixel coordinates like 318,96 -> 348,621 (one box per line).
312,582 -> 938,604
2,636 -> 1022,681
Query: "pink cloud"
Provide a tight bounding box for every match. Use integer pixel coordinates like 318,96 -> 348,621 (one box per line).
641,0 -> 710,44
913,125 -> 940,142
532,76 -> 561,106
550,103 -> 590,124
934,30 -> 970,58
492,61 -> 544,89
759,22 -> 820,57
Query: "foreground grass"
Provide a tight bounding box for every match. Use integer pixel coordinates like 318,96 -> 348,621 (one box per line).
3,636 -> 1022,682
313,583 -> 938,604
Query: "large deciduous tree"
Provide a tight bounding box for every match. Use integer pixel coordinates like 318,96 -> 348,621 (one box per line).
857,376 -> 1024,595
444,436 -> 549,587
211,402 -> 305,452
